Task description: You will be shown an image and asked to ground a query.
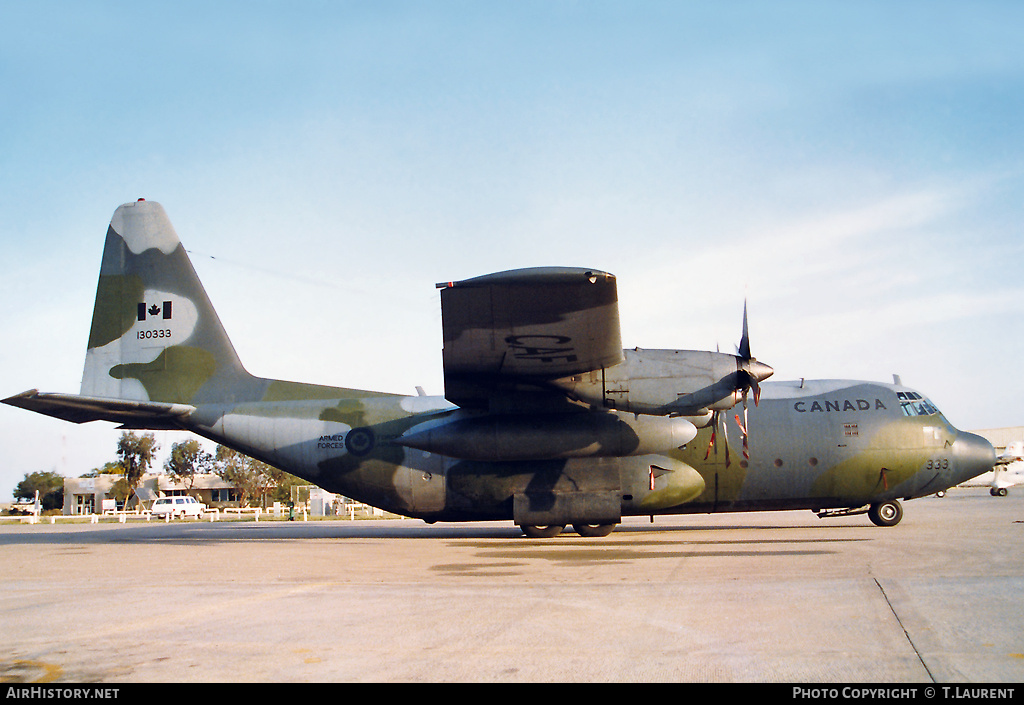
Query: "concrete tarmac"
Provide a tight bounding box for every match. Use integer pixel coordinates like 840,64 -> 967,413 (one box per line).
1,487 -> 1022,683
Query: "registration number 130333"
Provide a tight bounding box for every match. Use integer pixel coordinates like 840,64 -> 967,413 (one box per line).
137,329 -> 172,340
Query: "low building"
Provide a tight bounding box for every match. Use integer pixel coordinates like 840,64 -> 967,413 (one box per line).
63,473 -> 243,515
971,427 -> 1024,455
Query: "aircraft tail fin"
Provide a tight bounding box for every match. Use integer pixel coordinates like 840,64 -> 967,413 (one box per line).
80,199 -> 251,405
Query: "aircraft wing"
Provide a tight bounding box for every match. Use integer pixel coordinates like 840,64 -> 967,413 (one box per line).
2,389 -> 195,430
437,267 -> 623,408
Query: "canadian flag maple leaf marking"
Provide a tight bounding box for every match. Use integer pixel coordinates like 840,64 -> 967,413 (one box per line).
137,301 -> 173,321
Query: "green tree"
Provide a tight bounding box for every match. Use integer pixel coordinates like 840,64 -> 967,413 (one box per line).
108,477 -> 130,506
117,431 -> 159,506
214,446 -> 281,508
164,439 -> 215,491
14,471 -> 64,511
81,461 -> 124,478
270,471 -> 307,504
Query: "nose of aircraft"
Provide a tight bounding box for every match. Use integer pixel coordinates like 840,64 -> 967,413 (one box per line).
952,431 -> 997,485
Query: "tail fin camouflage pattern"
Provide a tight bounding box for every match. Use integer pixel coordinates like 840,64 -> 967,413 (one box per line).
81,199 -> 249,404
4,200 -> 393,430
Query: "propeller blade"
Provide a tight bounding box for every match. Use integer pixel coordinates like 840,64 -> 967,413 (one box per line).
738,300 -> 751,360
705,410 -> 732,467
734,411 -> 750,460
743,399 -> 750,460
722,411 -> 731,468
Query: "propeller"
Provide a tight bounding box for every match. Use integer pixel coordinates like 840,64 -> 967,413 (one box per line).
733,300 -> 773,461
736,301 -> 774,408
704,302 -> 773,466
699,302 -> 774,466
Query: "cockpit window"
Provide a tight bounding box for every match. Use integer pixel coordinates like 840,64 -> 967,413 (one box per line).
897,391 -> 942,418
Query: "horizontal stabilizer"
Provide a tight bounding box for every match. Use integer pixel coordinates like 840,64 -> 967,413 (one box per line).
2,389 -> 195,429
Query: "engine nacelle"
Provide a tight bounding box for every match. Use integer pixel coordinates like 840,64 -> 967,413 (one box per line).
395,410 -> 697,462
551,348 -> 771,416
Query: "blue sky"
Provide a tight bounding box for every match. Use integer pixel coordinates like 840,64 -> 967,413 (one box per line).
2,1 -> 1023,500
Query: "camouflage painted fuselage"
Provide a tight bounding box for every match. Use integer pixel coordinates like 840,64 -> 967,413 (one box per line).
170,377 -> 992,523
2,200 -> 995,530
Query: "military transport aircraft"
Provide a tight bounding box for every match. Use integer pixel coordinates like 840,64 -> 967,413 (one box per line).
3,200 -> 997,537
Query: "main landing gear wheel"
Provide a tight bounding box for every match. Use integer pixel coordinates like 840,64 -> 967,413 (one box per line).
520,524 -> 565,538
573,523 -> 616,537
991,487 -> 1008,497
868,500 -> 903,527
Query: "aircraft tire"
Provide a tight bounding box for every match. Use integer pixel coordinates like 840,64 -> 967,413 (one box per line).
520,524 -> 565,538
868,500 -> 903,527
991,487 -> 1008,497
573,523 -> 616,537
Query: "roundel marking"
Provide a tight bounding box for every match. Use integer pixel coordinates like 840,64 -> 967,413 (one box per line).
345,427 -> 376,456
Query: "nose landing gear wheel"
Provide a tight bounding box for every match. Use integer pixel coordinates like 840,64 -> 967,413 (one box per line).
868,500 -> 903,527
